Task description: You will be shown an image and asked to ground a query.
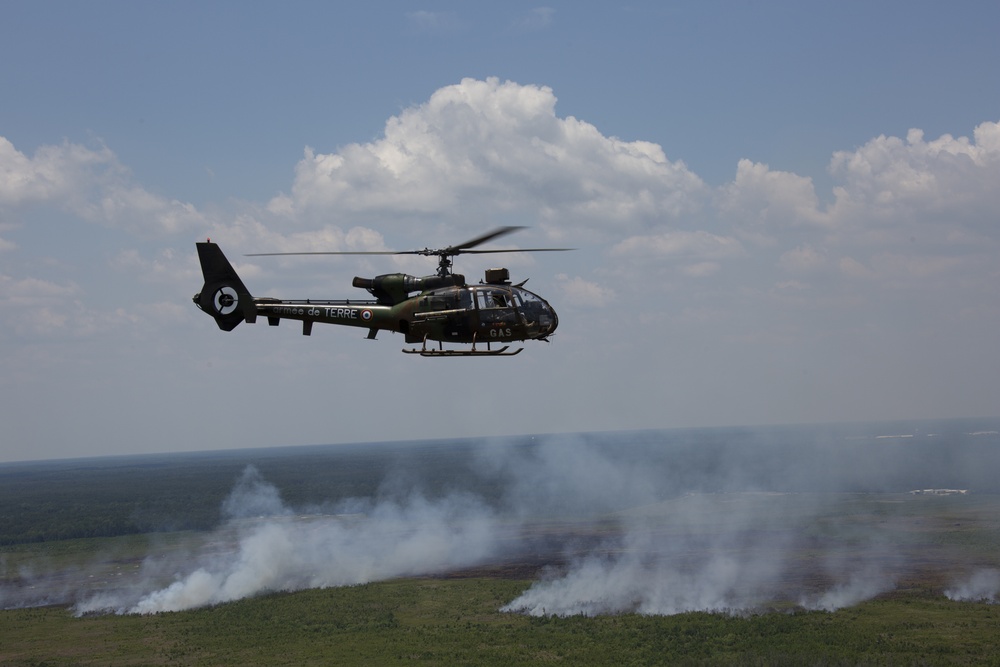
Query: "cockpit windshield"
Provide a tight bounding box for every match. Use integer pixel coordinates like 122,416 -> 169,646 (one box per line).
511,286 -> 556,335
424,285 -> 557,339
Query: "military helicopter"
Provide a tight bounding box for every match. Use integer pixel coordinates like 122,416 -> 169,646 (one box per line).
193,226 -> 570,356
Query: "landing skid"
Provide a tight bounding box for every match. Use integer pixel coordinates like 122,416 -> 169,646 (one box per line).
403,335 -> 523,357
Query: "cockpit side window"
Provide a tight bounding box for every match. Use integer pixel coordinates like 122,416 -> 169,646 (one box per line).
474,286 -> 517,327
475,287 -> 511,309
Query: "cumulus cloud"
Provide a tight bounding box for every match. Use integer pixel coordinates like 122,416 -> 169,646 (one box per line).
0,274 -> 83,336
607,230 -> 744,279
3,82 -> 1000,412
555,274 -> 615,307
0,137 -> 116,205
10,82 -> 991,306
718,120 -> 1000,253
718,158 -> 826,228
0,274 -> 80,306
239,101 -> 1000,355
611,230 -> 744,261
262,87 -> 999,270
837,256 -> 874,279
778,244 -> 827,273
0,136 -> 205,234
827,121 -> 1000,234
270,77 -> 707,230
708,122 -> 1000,298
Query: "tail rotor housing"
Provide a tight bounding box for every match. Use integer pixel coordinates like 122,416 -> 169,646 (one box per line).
193,242 -> 255,331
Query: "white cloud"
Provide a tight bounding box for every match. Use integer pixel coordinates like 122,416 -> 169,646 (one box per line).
0,266 -> 155,343
0,136 -> 206,235
556,274 -> 615,308
611,230 -> 744,261
5,86 -> 998,326
0,274 -> 84,337
678,262 -> 720,278
778,244 -> 826,273
0,137 -> 119,207
868,251 -> 968,282
513,7 -> 555,32
837,256 -> 874,279
216,87 -> 997,310
406,10 -> 463,33
3,74 -> 1000,459
272,78 -> 707,231
0,274 -> 80,306
827,121 -> 1000,235
718,158 -> 826,229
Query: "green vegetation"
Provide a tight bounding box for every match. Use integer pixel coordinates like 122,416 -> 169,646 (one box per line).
5,425 -> 1000,546
0,440 -> 499,545
5,428 -> 1000,664
2,578 -> 1000,666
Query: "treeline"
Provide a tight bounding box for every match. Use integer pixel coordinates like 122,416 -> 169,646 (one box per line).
1,460 -> 231,544
4,421 -> 1000,545
0,439 -> 498,545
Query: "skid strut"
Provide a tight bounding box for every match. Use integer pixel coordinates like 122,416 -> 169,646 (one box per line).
403,333 -> 523,357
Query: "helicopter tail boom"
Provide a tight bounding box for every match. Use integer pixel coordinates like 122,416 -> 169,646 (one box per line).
193,241 -> 257,331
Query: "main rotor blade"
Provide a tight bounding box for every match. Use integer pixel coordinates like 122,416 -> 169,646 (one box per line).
448,226 -> 526,253
244,226 -> 573,258
245,251 -> 403,256
246,246 -> 575,257
458,248 -> 575,254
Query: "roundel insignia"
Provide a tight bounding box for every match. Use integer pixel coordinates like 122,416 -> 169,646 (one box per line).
214,286 -> 239,315
361,309 -> 373,321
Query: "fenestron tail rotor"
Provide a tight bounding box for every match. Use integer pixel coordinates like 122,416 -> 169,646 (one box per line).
246,226 -> 573,277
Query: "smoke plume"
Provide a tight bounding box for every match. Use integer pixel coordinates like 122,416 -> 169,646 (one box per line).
4,423 -> 994,617
946,570 -> 1000,603
76,468 -> 501,614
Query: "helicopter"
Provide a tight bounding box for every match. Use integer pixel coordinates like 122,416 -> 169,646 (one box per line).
193,226 -> 570,356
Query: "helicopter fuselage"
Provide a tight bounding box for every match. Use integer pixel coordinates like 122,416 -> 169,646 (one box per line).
249,281 -> 557,345
192,241 -> 558,355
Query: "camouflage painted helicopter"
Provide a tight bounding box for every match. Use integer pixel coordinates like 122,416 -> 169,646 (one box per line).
193,226 -> 569,356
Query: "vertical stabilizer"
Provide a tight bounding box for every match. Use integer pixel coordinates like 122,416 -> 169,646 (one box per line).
193,242 -> 256,331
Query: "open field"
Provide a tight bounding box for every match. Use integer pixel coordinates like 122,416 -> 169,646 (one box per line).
4,493 -> 1000,610
3,424 -> 1000,664
3,492 -> 1000,665
3,577 -> 1000,666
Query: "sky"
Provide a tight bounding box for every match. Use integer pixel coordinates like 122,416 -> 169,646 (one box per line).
2,1 -> 999,462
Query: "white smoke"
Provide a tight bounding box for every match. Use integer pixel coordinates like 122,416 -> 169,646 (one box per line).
37,429 -> 990,617
490,437 -> 907,617
75,469 -> 501,615
220,465 -> 290,519
799,563 -> 897,612
503,511 -> 902,617
946,569 -> 1000,603
501,492 -> 802,617
501,527 -> 777,616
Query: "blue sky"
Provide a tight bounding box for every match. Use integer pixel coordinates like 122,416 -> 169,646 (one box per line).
2,1 -> 999,461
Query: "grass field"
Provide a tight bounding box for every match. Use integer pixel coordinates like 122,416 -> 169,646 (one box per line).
4,427 -> 1000,665
3,578 -> 1000,666
3,492 -> 1000,665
